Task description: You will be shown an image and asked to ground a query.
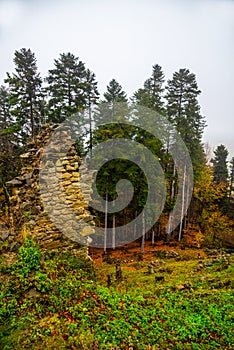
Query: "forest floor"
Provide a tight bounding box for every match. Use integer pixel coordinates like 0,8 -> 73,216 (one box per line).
89,240 -> 207,264
0,239 -> 233,349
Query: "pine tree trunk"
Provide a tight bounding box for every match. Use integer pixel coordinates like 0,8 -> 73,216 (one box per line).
157,222 -> 161,239
112,213 -> 115,250
166,163 -> 176,243
141,211 -> 145,254
104,189 -> 108,253
178,164 -> 186,241
30,95 -> 34,139
151,228 -> 155,246
89,102 -> 93,157
184,177 -> 190,229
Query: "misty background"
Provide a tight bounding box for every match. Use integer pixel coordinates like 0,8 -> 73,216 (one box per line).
0,0 -> 233,158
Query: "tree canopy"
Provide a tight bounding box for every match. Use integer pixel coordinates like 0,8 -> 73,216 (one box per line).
0,48 -> 233,247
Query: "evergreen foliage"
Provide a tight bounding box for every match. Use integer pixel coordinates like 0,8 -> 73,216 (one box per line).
5,48 -> 44,142
212,144 -> 229,184
0,48 -> 233,246
165,68 -> 206,169
45,53 -> 87,123
133,64 -> 165,113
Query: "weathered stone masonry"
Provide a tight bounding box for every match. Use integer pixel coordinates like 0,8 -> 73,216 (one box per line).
4,124 -> 94,254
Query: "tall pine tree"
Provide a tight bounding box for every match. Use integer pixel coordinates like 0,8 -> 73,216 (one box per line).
133,64 -> 165,113
84,69 -> 99,156
45,52 -> 87,123
165,68 -> 206,168
5,48 -> 44,142
0,86 -> 21,201
95,79 -> 128,129
93,79 -> 130,247
211,144 -> 229,213
212,144 -> 229,184
132,65 -> 165,156
103,79 -> 128,103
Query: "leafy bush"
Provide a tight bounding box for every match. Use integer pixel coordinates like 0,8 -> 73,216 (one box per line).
15,238 -> 41,275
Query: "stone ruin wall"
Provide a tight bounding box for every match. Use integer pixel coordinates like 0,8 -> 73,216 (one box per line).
1,124 -> 94,255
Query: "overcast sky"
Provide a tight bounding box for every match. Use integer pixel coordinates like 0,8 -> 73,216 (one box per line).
0,0 -> 233,159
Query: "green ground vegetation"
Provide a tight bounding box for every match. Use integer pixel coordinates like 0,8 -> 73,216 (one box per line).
0,239 -> 233,349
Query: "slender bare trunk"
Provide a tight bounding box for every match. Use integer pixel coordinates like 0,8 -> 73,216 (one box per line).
104,189 -> 108,253
151,228 -> 155,246
89,102 -> 93,157
141,211 -> 145,254
30,95 -> 34,139
184,177 -> 190,229
166,163 -> 176,243
178,164 -> 186,241
112,213 -> 115,250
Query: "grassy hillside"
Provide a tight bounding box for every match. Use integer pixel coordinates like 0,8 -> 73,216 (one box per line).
0,239 -> 233,349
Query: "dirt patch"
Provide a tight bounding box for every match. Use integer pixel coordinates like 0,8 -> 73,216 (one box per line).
89,240 -> 207,266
